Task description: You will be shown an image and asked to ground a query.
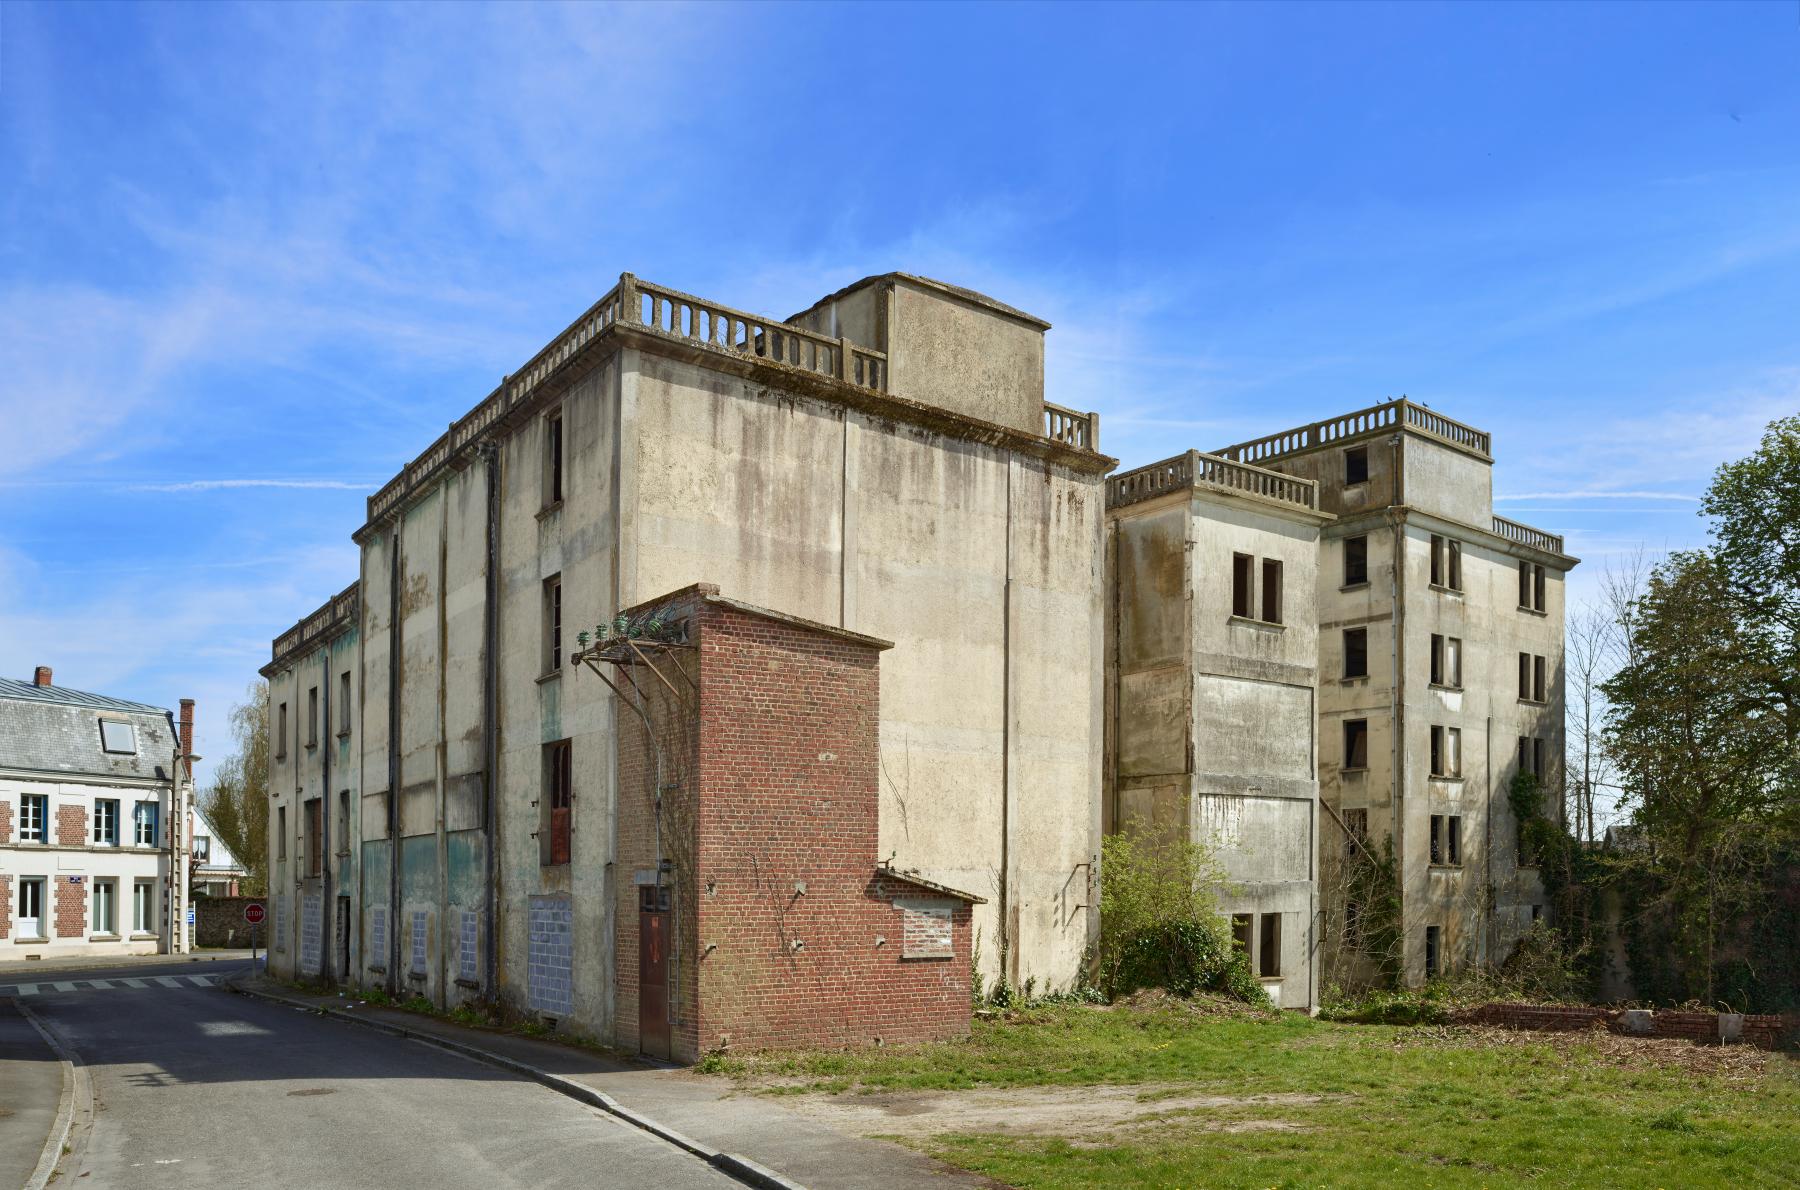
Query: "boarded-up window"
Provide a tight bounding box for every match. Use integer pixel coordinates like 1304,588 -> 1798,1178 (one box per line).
1344,535 -> 1368,586
896,897 -> 954,959
1343,627 -> 1368,679
1343,719 -> 1369,770
543,740 -> 572,866
1261,559 -> 1283,624
1231,553 -> 1254,618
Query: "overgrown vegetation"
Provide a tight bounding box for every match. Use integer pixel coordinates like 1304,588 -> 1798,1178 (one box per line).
199,679 -> 270,895
1093,829 -> 1265,1005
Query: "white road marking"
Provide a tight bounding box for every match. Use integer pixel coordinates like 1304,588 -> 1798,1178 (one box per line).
154,976 -> 183,988
86,979 -> 115,989
122,978 -> 148,988
185,976 -> 213,987
14,983 -> 39,996
52,981 -> 78,992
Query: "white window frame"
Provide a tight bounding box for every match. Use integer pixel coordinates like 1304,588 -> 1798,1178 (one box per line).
94,799 -> 120,846
19,794 -> 46,844
17,876 -> 46,940
134,801 -> 160,846
133,879 -> 157,935
92,878 -> 117,936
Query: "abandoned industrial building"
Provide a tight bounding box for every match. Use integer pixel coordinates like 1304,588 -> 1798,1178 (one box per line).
263,271 -> 1571,1053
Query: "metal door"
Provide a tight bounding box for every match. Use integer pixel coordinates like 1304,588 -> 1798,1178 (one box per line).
638,885 -> 671,1059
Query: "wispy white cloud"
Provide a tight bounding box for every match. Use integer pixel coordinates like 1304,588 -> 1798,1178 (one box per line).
128,479 -> 373,493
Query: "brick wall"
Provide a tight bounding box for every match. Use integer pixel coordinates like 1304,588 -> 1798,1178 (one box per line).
613,588 -> 973,1061
56,803 -> 87,846
1462,1002 -> 1794,1051
196,897 -> 264,947
54,877 -> 87,938
0,800 -> 11,844
0,876 -> 10,940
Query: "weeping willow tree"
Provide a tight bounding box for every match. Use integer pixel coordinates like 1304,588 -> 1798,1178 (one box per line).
200,681 -> 271,895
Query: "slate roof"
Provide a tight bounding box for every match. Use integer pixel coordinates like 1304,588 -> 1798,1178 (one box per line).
0,677 -> 177,783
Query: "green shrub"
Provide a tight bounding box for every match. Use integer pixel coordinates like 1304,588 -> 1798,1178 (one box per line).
1097,827 -> 1267,1006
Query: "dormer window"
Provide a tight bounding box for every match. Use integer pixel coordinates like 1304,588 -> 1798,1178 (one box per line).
100,719 -> 137,755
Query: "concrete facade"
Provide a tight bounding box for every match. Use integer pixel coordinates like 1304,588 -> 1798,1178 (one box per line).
1105,452 -> 1330,1009
263,272 -> 1109,1049
1215,400 -> 1575,986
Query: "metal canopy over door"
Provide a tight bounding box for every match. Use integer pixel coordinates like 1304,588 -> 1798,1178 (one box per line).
638,884 -> 671,1059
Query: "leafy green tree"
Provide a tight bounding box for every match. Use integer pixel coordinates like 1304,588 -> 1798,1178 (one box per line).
200,681 -> 270,895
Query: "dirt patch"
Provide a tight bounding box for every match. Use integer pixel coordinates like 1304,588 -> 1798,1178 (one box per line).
1388,1023 -> 1781,1082
776,1083 -> 1325,1141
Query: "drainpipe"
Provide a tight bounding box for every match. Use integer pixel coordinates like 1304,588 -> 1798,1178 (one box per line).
320,648 -> 333,984
1387,434 -> 1406,980
481,442 -> 501,1000
387,518 -> 403,997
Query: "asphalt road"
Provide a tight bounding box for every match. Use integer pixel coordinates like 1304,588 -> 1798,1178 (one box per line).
4,958 -> 739,1189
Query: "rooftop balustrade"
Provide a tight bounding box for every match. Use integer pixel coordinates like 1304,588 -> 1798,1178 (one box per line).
1492,514 -> 1565,556
1108,449 -> 1322,514
1215,398 -> 1491,466
365,274 -> 1100,525
270,582 -> 360,667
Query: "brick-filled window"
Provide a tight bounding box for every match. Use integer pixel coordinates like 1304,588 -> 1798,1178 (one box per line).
1261,559 -> 1283,624
1430,725 -> 1461,778
1345,445 -> 1369,485
1343,627 -> 1368,679
1430,634 -> 1462,688
93,799 -> 119,846
1343,719 -> 1369,770
133,801 -> 159,846
1430,814 -> 1463,866
304,798 -> 322,878
544,575 -> 563,673
19,794 -> 46,844
1231,553 -> 1254,618
1344,534 -> 1368,586
1430,534 -> 1462,591
543,739 -> 572,866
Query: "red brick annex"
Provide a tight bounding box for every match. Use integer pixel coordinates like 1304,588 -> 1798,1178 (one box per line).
584,584 -> 979,1063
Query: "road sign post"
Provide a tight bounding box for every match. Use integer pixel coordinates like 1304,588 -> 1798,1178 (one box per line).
244,901 -> 266,968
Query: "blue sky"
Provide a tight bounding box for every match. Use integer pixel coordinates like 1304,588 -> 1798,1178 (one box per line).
3,1 -> 1797,783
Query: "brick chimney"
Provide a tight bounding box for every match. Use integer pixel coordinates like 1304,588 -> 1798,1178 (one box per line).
179,698 -> 195,780
33,666 -> 52,687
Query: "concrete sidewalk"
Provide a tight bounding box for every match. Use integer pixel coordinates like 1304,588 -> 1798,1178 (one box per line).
229,976 -> 992,1190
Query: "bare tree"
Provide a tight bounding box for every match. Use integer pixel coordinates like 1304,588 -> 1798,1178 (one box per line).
1564,605 -> 1613,844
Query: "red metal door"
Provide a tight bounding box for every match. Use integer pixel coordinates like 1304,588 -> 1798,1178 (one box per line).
638,886 -> 670,1059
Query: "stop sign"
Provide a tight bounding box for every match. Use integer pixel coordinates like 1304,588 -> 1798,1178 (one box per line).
244,902 -> 266,925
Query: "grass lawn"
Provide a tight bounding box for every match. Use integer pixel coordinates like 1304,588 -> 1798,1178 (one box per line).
703,999 -> 1800,1188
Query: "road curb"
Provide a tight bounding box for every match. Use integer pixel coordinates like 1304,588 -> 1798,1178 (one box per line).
223,977 -> 805,1190
14,998 -> 81,1190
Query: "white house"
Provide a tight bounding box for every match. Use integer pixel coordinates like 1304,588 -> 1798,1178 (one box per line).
0,667 -> 195,960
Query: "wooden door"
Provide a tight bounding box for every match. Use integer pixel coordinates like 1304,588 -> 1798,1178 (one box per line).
638,885 -> 671,1059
